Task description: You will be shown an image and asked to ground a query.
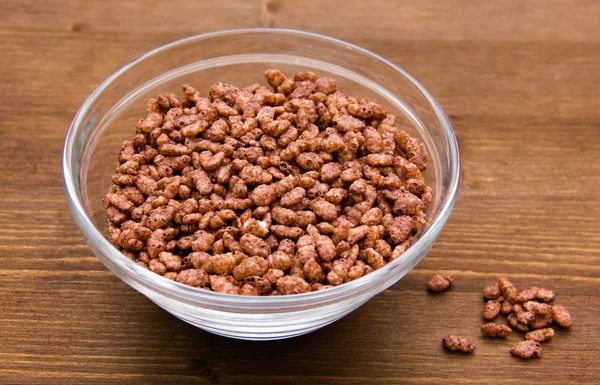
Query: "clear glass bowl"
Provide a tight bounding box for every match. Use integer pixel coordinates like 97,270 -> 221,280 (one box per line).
62,29 -> 460,340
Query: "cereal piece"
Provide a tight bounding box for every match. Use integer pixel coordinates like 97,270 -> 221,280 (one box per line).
267,251 -> 292,271
309,199 -> 339,222
442,335 -> 475,354
187,252 -> 211,270
320,162 -> 342,183
191,230 -> 215,252
312,223 -> 333,237
512,303 -> 524,314
303,257 -> 325,283
277,239 -> 295,255
148,259 -> 167,275
529,314 -> 554,330
232,257 -> 269,280
158,252 -> 182,272
347,225 -> 369,245
507,313 -> 530,333
535,288 -> 556,302
501,301 -> 514,315
528,314 -> 553,333
289,80 -> 316,99
515,287 -> 540,303
270,225 -> 303,240
307,182 -> 329,200
146,229 -> 166,258
276,276 -> 311,295
295,235 -> 317,264
314,77 -> 337,95
406,140 -> 428,171
374,239 -> 392,259
390,192 -> 423,216
240,284 -> 259,295
516,287 -> 556,303
364,248 -> 385,270
176,269 -> 209,287
271,206 -> 297,226
389,238 -> 412,261
315,235 -> 336,262
360,208 -> 383,226
264,69 -> 286,89
481,323 -> 512,338
364,154 -> 394,167
517,311 -> 535,325
210,275 -> 240,294
210,252 -> 237,275
239,234 -> 271,258
498,277 -> 518,302
242,218 -> 269,238
552,305 -> 572,328
263,268 -> 285,285
511,340 -> 542,359
239,165 -> 272,185
529,315 -> 551,332
280,187 -> 306,207
483,300 -> 502,321
106,206 -> 127,225
523,301 -> 552,316
427,274 -> 454,292
525,328 -> 554,343
104,193 -> 134,212
244,276 -> 272,295
483,281 -> 501,300
387,216 -> 412,245
296,152 -> 324,171
333,114 -> 365,132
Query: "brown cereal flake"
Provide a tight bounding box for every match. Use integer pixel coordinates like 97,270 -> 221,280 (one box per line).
481,323 -> 512,338
483,300 -> 502,321
427,274 -> 454,292
442,335 -> 475,354
552,305 -> 572,328
511,340 -> 542,359
105,69 -> 431,294
525,328 -> 554,343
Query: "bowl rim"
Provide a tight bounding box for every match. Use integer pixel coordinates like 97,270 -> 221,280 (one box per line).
62,28 -> 460,307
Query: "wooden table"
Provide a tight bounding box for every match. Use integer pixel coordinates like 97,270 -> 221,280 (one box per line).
1,1 -> 599,383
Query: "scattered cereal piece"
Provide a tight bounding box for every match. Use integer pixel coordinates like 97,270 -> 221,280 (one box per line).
498,277 -> 518,302
552,305 -> 572,328
525,328 -> 554,343
442,335 -> 475,353
481,323 -> 512,338
501,301 -> 513,315
511,340 -> 542,359
483,300 -> 502,321
427,274 -> 454,292
507,313 -> 530,333
483,281 -> 501,299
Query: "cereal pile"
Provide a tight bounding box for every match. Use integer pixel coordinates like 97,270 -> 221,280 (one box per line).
103,69 -> 432,295
483,277 -> 571,359
439,276 -> 572,359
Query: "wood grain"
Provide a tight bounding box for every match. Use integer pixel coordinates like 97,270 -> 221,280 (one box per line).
1,0 -> 599,383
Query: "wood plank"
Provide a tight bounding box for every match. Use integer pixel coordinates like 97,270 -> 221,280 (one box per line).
1,0 -> 599,42
1,0 -> 599,383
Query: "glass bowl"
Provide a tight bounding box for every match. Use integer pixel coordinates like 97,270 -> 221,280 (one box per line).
62,29 -> 460,340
